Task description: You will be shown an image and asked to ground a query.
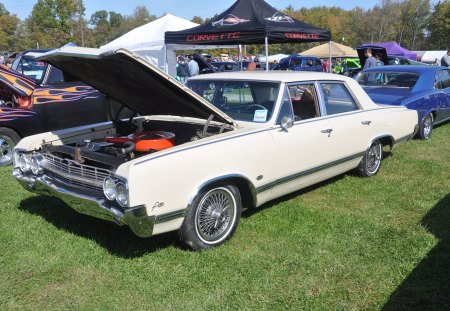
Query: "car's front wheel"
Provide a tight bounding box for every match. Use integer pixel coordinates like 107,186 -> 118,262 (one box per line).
179,184 -> 241,251
419,113 -> 433,140
0,127 -> 20,166
357,140 -> 383,177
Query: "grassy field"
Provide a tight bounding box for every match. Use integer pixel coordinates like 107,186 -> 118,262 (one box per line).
1,123 -> 449,310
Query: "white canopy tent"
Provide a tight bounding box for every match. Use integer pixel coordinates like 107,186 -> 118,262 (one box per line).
257,54 -> 289,63
420,51 -> 446,64
100,14 -> 199,77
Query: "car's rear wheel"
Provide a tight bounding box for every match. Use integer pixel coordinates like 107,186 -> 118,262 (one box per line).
179,184 -> 241,251
0,128 -> 20,166
357,140 -> 382,177
419,113 -> 433,140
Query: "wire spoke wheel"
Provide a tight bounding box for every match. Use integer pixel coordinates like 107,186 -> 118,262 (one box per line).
422,113 -> 433,139
365,141 -> 382,175
195,187 -> 237,244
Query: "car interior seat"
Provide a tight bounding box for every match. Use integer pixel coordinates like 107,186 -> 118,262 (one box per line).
292,89 -> 317,120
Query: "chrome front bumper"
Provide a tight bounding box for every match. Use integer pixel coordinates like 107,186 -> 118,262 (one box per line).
13,169 -> 155,237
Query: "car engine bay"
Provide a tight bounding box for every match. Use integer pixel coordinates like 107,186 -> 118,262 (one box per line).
40,115 -> 232,171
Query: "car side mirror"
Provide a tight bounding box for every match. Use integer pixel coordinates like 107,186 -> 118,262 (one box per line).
280,116 -> 293,132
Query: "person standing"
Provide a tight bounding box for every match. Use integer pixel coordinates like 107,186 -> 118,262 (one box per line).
441,50 -> 450,68
188,55 -> 199,77
177,57 -> 189,84
363,48 -> 377,69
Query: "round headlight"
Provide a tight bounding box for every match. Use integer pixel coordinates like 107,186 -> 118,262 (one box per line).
103,176 -> 117,201
18,154 -> 31,172
30,155 -> 45,175
115,182 -> 128,207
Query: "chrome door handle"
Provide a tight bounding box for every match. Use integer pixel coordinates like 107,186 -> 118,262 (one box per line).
361,121 -> 372,125
321,129 -> 333,137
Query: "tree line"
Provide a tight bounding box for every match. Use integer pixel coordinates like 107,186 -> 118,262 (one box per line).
0,0 -> 448,54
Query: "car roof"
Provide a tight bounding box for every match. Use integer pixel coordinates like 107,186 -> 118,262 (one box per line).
17,49 -> 54,58
362,65 -> 444,73
190,71 -> 351,83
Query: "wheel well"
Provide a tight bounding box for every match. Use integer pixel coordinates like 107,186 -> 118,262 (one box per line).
199,177 -> 257,209
377,136 -> 394,150
0,126 -> 22,138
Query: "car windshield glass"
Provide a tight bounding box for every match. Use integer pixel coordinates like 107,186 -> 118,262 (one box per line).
15,56 -> 47,83
187,80 -> 280,123
356,71 -> 420,88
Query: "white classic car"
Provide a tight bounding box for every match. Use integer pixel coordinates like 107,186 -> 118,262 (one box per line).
13,47 -> 418,250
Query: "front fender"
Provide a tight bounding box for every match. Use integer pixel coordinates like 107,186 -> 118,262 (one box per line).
0,107 -> 44,137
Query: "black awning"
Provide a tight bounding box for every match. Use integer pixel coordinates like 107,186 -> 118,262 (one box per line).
165,0 -> 330,45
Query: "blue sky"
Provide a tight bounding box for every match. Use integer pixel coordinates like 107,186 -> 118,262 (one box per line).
3,0 -> 379,21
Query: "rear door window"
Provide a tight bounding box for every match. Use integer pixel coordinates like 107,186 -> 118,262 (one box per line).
319,83 -> 359,115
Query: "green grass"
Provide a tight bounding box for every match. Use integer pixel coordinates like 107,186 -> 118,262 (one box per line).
1,123 -> 449,310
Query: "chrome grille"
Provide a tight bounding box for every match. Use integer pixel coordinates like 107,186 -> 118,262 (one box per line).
42,153 -> 112,189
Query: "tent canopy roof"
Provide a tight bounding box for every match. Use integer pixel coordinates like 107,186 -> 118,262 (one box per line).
100,14 -> 198,51
165,0 -> 330,45
301,41 -> 357,58
357,41 -> 417,61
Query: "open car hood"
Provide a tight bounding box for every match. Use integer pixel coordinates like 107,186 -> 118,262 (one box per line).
193,53 -> 217,74
0,64 -> 36,97
356,45 -> 389,67
38,47 -> 235,126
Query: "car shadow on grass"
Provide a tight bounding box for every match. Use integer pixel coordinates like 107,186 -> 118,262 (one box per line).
382,193 -> 450,311
18,196 -> 178,258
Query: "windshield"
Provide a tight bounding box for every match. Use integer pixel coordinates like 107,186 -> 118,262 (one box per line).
356,71 -> 420,88
187,80 -> 280,123
13,56 -> 47,83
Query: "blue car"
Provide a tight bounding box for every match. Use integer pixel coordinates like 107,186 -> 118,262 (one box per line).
356,65 -> 450,139
272,55 -> 322,72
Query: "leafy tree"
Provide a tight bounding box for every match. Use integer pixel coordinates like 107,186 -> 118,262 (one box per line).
191,16 -> 204,24
0,2 -> 20,51
25,0 -> 86,48
427,0 -> 450,49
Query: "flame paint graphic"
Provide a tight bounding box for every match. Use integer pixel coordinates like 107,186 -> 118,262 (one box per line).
0,64 -> 36,97
32,85 -> 100,105
0,107 -> 36,121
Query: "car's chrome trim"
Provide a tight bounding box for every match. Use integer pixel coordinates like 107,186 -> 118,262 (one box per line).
156,209 -> 186,223
256,151 -> 365,193
13,169 -> 155,237
187,174 -> 257,210
135,106 -> 406,167
134,128 -> 270,166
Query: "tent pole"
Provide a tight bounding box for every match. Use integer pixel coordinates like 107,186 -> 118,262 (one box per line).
238,44 -> 242,71
329,41 -> 332,73
164,44 -> 168,73
265,37 -> 269,72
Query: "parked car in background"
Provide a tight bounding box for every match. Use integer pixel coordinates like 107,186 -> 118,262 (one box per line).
13,47 -> 418,250
210,62 -> 240,72
332,58 -> 361,77
356,65 -> 450,139
0,49 -> 118,165
272,55 -> 322,72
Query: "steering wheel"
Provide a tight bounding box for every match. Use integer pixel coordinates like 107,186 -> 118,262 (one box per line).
246,104 -> 267,111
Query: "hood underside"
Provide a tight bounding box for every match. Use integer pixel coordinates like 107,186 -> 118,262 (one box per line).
38,47 -> 235,125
